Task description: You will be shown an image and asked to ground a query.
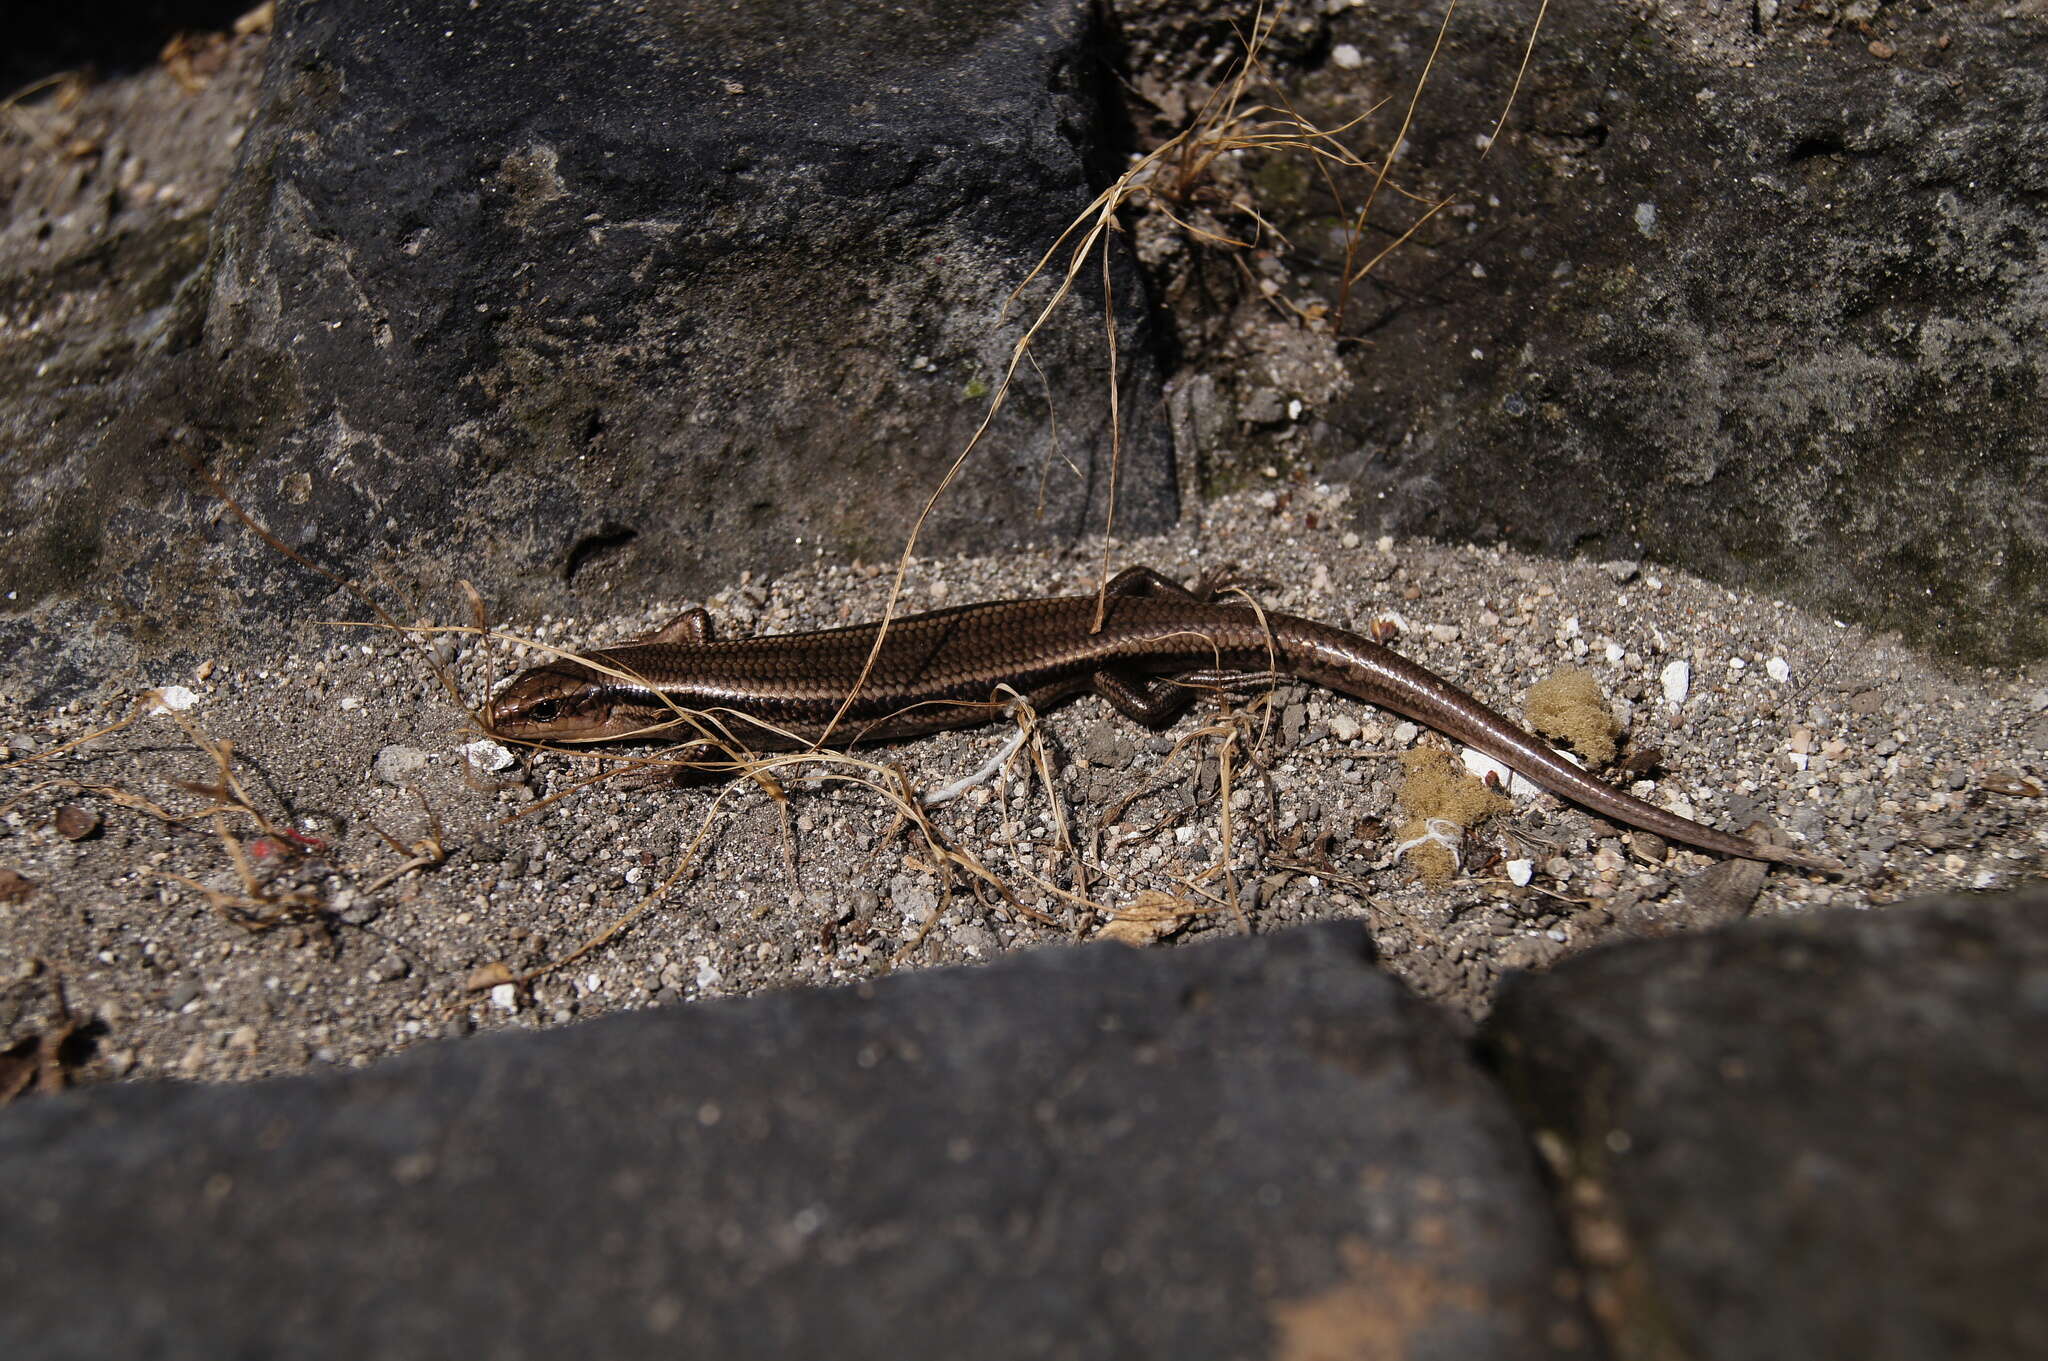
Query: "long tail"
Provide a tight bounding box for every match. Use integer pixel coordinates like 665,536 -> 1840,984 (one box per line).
1276,616 -> 1839,873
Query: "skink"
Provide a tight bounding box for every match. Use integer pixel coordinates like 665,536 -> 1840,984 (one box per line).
487,565 -> 1834,871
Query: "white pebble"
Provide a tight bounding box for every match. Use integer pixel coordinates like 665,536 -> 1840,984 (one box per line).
1506,858 -> 1534,886
489,983 -> 517,1011
1461,749 -> 1544,801
1660,660 -> 1691,706
461,739 -> 516,773
149,685 -> 200,714
1331,42 -> 1363,68
1766,657 -> 1791,683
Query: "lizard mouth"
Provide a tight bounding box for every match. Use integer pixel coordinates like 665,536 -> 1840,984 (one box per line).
486,672 -> 686,743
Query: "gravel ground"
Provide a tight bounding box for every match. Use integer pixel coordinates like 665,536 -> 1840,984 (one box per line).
4,482 -> 2043,1087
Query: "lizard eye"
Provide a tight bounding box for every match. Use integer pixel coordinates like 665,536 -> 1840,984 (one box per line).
525,698 -> 562,725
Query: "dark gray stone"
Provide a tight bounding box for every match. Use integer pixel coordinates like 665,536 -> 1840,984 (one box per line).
1135,0 -> 2048,665
0,26 -> 271,704
0,925 -> 1595,1360
1485,888 -> 2048,1361
2,0 -> 1175,699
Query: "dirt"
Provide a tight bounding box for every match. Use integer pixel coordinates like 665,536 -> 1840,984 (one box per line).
3,484 -> 2043,1086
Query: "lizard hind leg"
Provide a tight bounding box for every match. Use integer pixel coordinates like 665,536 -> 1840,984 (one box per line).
1104,563 -> 1263,606
1095,568 -> 1227,726
1104,565 -> 1205,601
1092,670 -> 1194,726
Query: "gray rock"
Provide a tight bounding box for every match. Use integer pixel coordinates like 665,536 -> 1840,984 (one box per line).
2,0 -> 1173,698
0,925 -> 1593,1360
1485,887 -> 2048,1361
1080,724 -> 1136,769
1144,0 -> 2048,665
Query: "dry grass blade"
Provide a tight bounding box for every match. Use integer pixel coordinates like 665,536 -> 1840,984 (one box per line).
1485,0 -> 1552,155
362,790 -> 448,894
3,695 -> 345,933
471,735 -> 1073,995
149,720 -> 331,932
0,967 -> 80,1104
0,71 -> 87,152
1334,0 -> 1460,330
0,694 -> 158,772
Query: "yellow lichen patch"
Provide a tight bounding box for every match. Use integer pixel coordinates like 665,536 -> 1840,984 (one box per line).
1525,667 -> 1622,766
1394,748 -> 1511,886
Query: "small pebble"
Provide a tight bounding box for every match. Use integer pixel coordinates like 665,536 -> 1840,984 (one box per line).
54,805 -> 100,841
1660,660 -> 1691,706
334,889 -> 382,926
150,686 -> 200,715
373,745 -> 433,785
461,739 -> 516,773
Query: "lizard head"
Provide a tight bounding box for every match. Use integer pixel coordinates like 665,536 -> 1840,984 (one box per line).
486,659 -> 653,743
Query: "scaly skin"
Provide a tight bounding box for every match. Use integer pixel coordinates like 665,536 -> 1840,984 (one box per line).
488,568 -> 1837,872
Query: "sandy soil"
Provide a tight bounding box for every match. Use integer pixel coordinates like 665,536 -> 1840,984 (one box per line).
4,483 -> 2043,1087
